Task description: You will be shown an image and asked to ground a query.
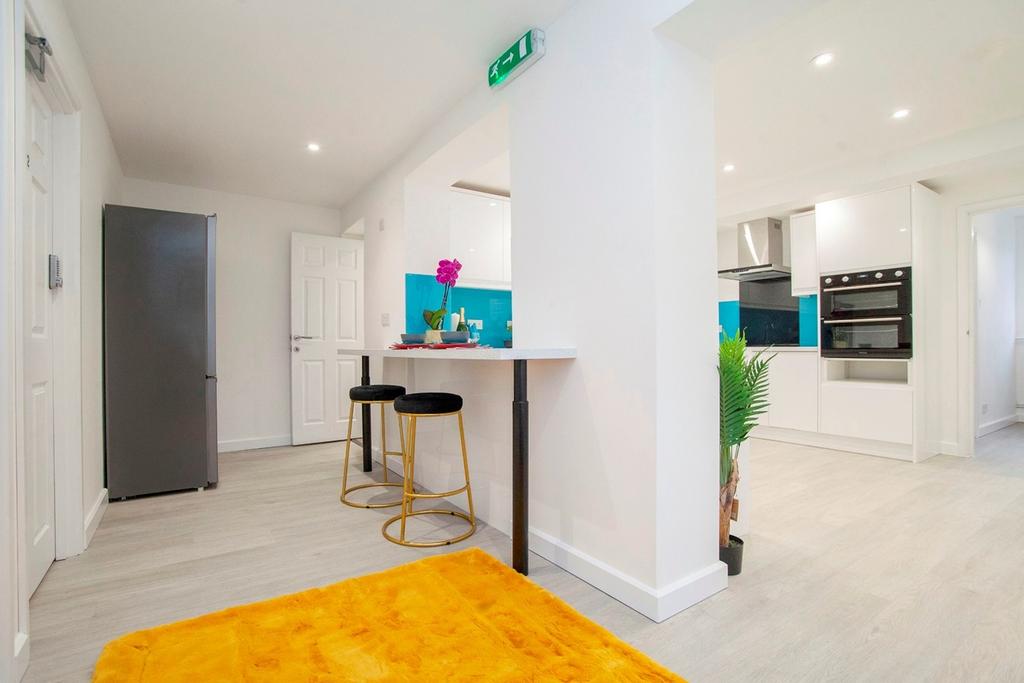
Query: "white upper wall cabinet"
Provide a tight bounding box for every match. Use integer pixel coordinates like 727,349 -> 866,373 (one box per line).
815,186 -> 912,274
789,211 -> 817,296
502,202 -> 512,283
448,191 -> 511,288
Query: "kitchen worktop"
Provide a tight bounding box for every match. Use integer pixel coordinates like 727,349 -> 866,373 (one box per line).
338,347 -> 577,360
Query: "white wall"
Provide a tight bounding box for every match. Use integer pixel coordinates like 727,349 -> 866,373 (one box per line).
1015,215 -> 1024,339
341,0 -> 723,622
973,209 -> 1018,435
120,178 -> 343,451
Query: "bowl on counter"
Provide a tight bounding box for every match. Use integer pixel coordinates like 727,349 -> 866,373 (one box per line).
440,331 -> 470,343
400,333 -> 425,344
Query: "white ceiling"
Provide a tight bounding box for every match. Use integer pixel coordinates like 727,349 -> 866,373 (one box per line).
665,0 -> 1024,210
62,0 -> 571,208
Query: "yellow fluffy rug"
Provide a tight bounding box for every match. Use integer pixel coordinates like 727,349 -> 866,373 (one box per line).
93,548 -> 683,682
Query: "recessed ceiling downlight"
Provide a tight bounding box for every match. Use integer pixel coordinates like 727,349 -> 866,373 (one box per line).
306,142 -> 321,152
811,52 -> 834,67
722,163 -> 736,173
891,108 -> 910,120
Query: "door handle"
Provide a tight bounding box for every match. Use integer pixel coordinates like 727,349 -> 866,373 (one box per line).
292,335 -> 314,340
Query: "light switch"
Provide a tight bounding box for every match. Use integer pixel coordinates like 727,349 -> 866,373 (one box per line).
381,312 -> 390,327
468,319 -> 483,330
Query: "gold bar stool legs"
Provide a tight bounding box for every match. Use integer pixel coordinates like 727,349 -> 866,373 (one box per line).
340,385 -> 408,508
382,392 -> 476,547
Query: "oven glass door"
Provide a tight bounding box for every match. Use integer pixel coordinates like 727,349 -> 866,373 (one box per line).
822,282 -> 909,319
821,316 -> 912,358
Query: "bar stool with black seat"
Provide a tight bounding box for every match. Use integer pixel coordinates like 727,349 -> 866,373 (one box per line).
340,384 -> 408,508
382,392 -> 476,547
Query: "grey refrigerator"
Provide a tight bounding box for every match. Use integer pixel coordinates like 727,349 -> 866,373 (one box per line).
103,205 -> 218,499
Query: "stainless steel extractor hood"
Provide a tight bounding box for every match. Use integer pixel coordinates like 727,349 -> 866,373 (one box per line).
717,217 -> 791,281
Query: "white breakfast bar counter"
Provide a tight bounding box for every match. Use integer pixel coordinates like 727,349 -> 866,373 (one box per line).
338,347 -> 577,575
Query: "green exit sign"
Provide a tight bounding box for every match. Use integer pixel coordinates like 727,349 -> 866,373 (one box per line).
488,29 -> 545,89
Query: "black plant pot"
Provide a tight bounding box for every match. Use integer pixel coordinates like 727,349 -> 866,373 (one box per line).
719,535 -> 744,576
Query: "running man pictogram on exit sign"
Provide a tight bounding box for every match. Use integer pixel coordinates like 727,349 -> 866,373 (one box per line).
488,29 -> 546,89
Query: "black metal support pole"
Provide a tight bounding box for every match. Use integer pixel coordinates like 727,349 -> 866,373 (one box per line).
512,359 -> 529,575
361,355 -> 372,472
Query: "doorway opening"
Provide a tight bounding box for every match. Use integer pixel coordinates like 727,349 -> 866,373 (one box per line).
970,204 -> 1024,457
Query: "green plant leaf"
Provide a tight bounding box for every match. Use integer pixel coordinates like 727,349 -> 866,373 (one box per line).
718,330 -> 775,484
428,308 -> 446,330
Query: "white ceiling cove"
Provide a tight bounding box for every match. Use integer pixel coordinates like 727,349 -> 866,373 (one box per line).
62,0 -> 572,207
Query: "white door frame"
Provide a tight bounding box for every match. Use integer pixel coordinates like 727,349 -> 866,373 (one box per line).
289,232 -> 365,445
956,192 -> 1024,459
4,2 -> 86,678
2,1 -> 24,678
24,6 -> 86,562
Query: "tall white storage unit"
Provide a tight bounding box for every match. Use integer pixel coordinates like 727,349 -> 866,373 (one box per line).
814,183 -> 940,462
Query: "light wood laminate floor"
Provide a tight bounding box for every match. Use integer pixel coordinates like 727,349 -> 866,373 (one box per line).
26,428 -> 1024,681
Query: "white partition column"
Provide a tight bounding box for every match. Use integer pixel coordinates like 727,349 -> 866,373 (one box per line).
508,0 -> 724,621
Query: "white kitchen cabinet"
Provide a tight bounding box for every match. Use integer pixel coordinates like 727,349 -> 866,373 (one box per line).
502,202 -> 512,283
449,191 -> 511,287
789,211 -> 818,296
765,351 -> 818,432
816,186 -> 911,274
746,349 -> 817,431
819,380 -> 913,444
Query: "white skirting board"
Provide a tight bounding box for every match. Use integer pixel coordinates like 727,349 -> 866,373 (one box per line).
217,435 -> 292,453
753,425 -> 914,461
977,414 -> 1020,438
83,488 -> 108,548
528,528 -> 727,623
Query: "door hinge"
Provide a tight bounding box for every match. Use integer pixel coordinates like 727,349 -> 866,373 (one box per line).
26,154 -> 30,168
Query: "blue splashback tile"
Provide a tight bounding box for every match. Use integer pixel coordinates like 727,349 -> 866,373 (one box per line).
799,295 -> 818,347
405,273 -> 512,347
719,295 -> 818,347
719,301 -> 740,339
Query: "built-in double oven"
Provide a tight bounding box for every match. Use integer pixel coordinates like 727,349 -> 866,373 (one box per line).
820,267 -> 912,359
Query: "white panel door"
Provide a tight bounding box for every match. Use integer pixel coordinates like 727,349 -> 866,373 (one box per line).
290,234 -> 364,445
24,79 -> 56,594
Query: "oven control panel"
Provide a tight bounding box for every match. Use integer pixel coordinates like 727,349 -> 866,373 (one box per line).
821,266 -> 910,290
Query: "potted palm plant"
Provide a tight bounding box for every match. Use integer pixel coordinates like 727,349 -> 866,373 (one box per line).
718,330 -> 773,576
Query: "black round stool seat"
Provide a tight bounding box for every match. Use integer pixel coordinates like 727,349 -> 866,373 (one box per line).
349,384 -> 406,402
394,392 -> 463,415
